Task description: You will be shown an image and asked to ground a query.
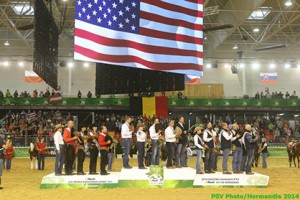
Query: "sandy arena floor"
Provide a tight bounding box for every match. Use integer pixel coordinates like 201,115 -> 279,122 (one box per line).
0,157 -> 299,200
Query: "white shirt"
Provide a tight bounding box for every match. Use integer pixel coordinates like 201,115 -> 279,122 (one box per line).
194,134 -> 203,149
203,129 -> 213,143
149,125 -> 159,140
219,129 -> 233,143
54,130 -> 64,151
121,122 -> 132,138
136,130 -> 146,142
165,126 -> 176,142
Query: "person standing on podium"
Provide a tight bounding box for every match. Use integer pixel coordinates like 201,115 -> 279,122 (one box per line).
149,118 -> 161,165
98,125 -> 111,175
203,122 -> 215,173
121,116 -> 133,169
136,123 -> 147,169
63,119 -> 78,175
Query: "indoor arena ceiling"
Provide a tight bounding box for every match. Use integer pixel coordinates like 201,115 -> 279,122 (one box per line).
0,0 -> 300,64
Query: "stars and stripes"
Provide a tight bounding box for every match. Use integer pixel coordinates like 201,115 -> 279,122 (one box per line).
74,0 -> 203,76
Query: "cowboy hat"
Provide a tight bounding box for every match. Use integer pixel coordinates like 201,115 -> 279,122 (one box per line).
194,125 -> 204,133
55,124 -> 64,131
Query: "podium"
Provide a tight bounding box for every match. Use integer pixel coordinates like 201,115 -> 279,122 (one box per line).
40,167 -> 269,189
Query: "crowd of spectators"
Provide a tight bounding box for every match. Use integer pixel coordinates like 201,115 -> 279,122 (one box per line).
254,90 -> 298,99
0,89 -> 62,98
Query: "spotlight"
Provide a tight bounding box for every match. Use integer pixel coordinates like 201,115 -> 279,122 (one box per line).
206,63 -> 212,68
284,63 -> 290,68
3,61 -> 9,67
18,61 -> 24,67
4,41 -> 10,46
269,63 -> 276,69
232,44 -> 238,50
224,63 -> 230,68
84,62 -> 89,68
67,62 -> 74,68
253,28 -> 260,32
252,63 -> 259,69
285,0 -> 292,7
239,63 -> 245,68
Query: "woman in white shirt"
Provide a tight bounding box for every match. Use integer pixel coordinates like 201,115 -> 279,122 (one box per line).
194,126 -> 204,174
136,124 -> 147,169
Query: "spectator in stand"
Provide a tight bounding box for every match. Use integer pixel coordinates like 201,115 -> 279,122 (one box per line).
51,90 -> 55,96
87,91 -> 92,98
13,90 -> 18,98
0,90 -> 3,98
39,91 -> 44,97
285,92 -> 290,99
274,91 -> 278,98
32,90 -> 38,98
5,136 -> 14,172
177,91 -> 183,99
44,90 -> 50,97
260,91 -> 264,99
291,91 -> 297,98
78,90 -> 82,98
5,89 -> 11,97
271,92 -> 275,98
37,137 -> 47,170
279,91 -> 283,99
254,92 -> 259,99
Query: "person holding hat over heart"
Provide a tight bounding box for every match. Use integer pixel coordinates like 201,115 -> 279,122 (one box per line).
194,125 -> 204,174
54,124 -> 65,175
136,123 -> 147,169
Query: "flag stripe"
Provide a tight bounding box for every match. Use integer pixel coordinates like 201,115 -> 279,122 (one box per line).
140,2 -> 202,25
75,36 -> 202,64
141,0 -> 201,18
185,0 -> 203,4
162,0 -> 203,12
75,52 -> 203,75
75,20 -> 203,52
75,45 -> 203,71
75,28 -> 203,58
140,11 -> 203,31
140,19 -> 203,39
140,27 -> 202,45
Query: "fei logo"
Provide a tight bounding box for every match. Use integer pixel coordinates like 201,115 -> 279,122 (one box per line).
211,194 -> 223,199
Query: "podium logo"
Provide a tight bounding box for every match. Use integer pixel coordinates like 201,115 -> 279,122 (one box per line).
147,166 -> 164,186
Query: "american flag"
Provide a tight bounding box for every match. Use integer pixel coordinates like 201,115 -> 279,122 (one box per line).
74,0 -> 203,76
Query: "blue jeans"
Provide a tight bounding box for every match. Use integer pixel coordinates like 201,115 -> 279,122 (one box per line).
6,158 -> 12,170
151,140 -> 160,165
195,149 -> 202,173
232,147 -> 243,171
38,154 -> 46,170
262,152 -> 268,168
0,159 -> 3,176
122,138 -> 131,167
137,142 -> 145,168
175,143 -> 187,166
245,149 -> 255,173
211,153 -> 218,171
108,152 -> 114,170
222,149 -> 230,172
55,145 -> 65,175
204,149 -> 213,171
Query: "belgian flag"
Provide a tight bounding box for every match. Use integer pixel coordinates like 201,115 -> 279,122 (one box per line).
130,96 -> 168,117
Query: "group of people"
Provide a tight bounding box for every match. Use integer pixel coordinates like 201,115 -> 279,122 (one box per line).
52,120 -> 114,176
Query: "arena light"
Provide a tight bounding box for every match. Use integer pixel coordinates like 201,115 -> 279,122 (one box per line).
3,61 -> 9,67
269,63 -> 276,69
4,40 -> 10,46
18,61 -> 24,67
253,28 -> 260,32
239,63 -> 245,68
232,44 -> 238,50
252,63 -> 259,69
206,63 -> 212,68
224,63 -> 230,68
284,63 -> 290,69
67,62 -> 74,68
295,114 -> 299,117
83,62 -> 89,68
279,113 -> 284,116
285,0 -> 293,7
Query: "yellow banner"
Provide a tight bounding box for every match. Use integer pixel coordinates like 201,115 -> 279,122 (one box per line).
142,97 -> 156,117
